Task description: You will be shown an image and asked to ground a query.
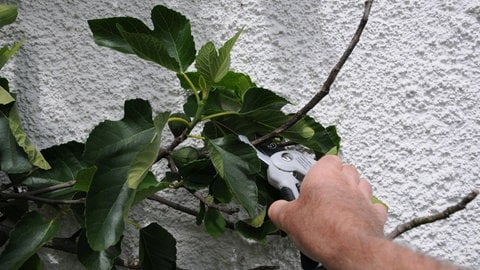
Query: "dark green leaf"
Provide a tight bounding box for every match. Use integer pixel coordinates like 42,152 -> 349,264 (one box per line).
83,99 -> 160,251
23,141 -> 87,198
0,199 -> 29,224
183,94 -> 198,118
293,116 -> 341,156
167,113 -> 190,137
235,220 -> 278,243
204,208 -> 226,237
171,146 -> 199,166
19,253 -> 43,270
77,230 -> 121,270
89,5 -> 195,73
70,192 -> 86,227
240,88 -> 288,113
88,17 -> 151,54
117,28 -> 182,72
132,172 -> 170,205
0,114 -> 32,173
0,211 -> 61,269
207,135 -> 260,216
74,166 -> 97,192
150,5 -> 196,73
139,223 -> 176,270
176,159 -> 216,190
210,176 -> 232,203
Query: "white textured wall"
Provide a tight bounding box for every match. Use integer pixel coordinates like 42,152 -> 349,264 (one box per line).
1,0 -> 479,269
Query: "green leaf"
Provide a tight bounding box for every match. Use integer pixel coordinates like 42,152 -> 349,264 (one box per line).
88,17 -> 151,54
0,211 -> 61,269
207,135 -> 260,216
210,176 -> 233,203
242,208 -> 266,228
0,113 -> 32,173
89,5 -> 195,73
150,5 -> 196,73
240,88 -> 288,113
19,253 -> 43,270
167,113 -> 190,137
171,146 -> 199,166
202,87 -> 313,140
216,71 -> 256,93
175,158 -> 216,190
196,29 -> 242,83
132,172 -> 170,205
74,166 -> 97,192
77,230 -> 121,270
0,85 -> 14,105
7,105 -> 51,170
83,99 -> 159,251
293,116 -> 341,157
23,141 -> 87,197
0,41 -> 24,70
127,112 -> 169,189
116,28 -> 183,73
139,223 -> 176,270
204,208 -> 226,237
0,5 -> 17,29
235,220 -> 278,243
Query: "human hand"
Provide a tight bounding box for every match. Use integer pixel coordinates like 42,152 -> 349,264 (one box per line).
268,155 -> 388,265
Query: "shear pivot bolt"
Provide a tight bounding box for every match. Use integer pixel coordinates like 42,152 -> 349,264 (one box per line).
281,152 -> 293,161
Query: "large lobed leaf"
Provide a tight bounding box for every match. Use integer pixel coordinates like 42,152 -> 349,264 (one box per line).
0,211 -> 61,269
83,99 -> 165,251
88,5 -> 195,73
207,135 -> 260,217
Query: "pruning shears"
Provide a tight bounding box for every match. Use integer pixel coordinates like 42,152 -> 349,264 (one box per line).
239,135 -> 323,270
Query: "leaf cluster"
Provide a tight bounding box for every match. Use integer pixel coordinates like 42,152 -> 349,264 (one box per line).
0,5 -> 340,269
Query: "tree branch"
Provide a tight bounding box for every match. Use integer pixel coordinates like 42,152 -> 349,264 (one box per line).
0,180 -> 80,204
0,192 -> 85,205
386,189 -> 479,240
192,191 -> 240,215
28,180 -> 76,195
147,194 -> 199,217
252,0 -> 374,146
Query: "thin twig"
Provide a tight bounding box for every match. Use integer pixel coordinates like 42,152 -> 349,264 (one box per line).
252,0 -> 374,146
192,191 -> 240,215
0,192 -> 85,205
28,180 -> 76,195
386,190 -> 479,240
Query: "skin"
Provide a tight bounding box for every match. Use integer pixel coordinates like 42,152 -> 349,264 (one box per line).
268,155 -> 459,270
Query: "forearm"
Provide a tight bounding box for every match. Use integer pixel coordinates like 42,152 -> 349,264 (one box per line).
323,235 -> 459,270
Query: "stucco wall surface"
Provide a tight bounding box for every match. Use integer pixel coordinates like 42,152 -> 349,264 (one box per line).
1,0 -> 479,269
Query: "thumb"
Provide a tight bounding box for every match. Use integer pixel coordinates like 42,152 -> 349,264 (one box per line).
268,199 -> 291,231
